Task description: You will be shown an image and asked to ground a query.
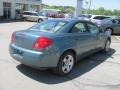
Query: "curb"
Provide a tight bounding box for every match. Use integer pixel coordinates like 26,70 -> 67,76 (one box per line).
115,36 -> 120,41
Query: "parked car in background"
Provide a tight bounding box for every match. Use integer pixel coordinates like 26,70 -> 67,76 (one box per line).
22,11 -> 48,23
65,13 -> 75,19
9,19 -> 111,75
95,18 -> 120,35
77,14 -> 91,21
42,9 -> 64,18
90,15 -> 111,23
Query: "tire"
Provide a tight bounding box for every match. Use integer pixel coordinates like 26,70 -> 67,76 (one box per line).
38,19 -> 43,23
105,28 -> 113,36
103,39 -> 111,52
23,17 -> 27,21
53,51 -> 75,75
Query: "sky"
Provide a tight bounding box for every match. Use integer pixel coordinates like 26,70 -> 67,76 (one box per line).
42,0 -> 120,10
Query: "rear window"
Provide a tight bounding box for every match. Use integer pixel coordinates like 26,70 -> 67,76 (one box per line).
93,16 -> 110,20
29,20 -> 68,33
23,12 -> 30,15
23,12 -> 35,15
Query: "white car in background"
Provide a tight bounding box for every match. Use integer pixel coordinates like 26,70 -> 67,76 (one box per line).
77,14 -> 92,21
90,15 -> 111,23
22,11 -> 48,23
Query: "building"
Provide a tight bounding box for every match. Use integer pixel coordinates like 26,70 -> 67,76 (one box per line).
0,0 -> 42,19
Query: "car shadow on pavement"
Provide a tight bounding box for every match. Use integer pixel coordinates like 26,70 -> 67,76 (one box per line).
17,48 -> 116,84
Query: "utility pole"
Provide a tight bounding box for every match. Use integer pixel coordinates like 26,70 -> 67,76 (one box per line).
75,0 -> 83,17
88,0 -> 92,14
85,0 -> 88,14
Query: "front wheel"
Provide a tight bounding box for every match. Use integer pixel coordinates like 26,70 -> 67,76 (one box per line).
23,17 -> 27,21
105,28 -> 112,36
103,39 -> 111,52
53,52 -> 75,75
38,19 -> 43,23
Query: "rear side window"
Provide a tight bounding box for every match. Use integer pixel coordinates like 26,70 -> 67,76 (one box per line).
23,12 -> 29,15
71,22 -> 86,33
93,16 -> 110,20
23,12 -> 33,15
87,23 -> 99,34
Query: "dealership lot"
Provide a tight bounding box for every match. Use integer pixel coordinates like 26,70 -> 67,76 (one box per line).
0,21 -> 120,90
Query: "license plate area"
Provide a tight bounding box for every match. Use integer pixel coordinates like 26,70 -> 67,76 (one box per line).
15,35 -> 24,43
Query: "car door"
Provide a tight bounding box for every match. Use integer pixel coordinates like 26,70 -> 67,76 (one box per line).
70,22 -> 96,57
26,12 -> 33,21
87,22 -> 102,49
31,13 -> 39,21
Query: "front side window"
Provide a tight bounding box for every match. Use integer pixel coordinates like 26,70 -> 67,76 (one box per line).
71,23 -> 86,33
117,19 -> 120,24
87,23 -> 99,34
112,19 -> 118,24
32,13 -> 38,16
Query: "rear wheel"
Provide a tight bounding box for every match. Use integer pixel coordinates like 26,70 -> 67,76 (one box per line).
53,51 -> 75,75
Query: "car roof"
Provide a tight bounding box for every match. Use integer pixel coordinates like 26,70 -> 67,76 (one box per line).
91,15 -> 111,18
48,18 -> 91,23
23,11 -> 37,13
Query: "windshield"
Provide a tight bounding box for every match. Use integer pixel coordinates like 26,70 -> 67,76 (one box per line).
29,20 -> 68,33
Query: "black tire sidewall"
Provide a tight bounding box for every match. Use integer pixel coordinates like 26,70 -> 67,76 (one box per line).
23,17 -> 27,21
56,52 -> 75,75
38,19 -> 43,23
104,40 -> 110,52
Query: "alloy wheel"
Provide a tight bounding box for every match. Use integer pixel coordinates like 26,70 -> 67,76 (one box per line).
62,55 -> 74,74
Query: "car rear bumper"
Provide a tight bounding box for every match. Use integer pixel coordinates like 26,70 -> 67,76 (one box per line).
9,44 -> 59,69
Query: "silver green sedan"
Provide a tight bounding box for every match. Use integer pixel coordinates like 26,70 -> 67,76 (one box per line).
9,19 -> 111,75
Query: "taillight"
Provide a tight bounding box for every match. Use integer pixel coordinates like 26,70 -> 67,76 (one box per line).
33,36 -> 53,49
11,32 -> 14,43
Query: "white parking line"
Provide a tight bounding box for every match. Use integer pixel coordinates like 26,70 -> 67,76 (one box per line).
115,36 -> 120,41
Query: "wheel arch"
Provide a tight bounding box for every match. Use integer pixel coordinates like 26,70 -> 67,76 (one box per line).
105,27 -> 113,34
38,18 -> 43,21
59,49 -> 77,62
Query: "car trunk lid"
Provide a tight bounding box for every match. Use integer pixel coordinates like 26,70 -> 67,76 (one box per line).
14,30 -> 54,50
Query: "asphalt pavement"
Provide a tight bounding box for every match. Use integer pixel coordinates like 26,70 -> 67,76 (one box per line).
0,21 -> 120,90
